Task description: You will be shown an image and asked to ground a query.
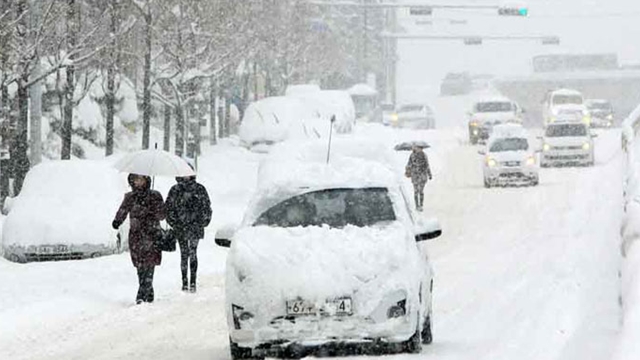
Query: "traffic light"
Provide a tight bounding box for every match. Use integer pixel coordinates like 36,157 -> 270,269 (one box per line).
464,37 -> 482,46
498,7 -> 528,16
409,6 -> 433,16
541,36 -> 560,45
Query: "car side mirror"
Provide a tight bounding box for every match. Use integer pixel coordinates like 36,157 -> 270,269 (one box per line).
478,150 -> 486,155
414,217 -> 442,242
215,223 -> 237,248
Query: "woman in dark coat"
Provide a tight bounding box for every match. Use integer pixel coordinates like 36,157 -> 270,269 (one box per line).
406,145 -> 433,211
112,174 -> 166,304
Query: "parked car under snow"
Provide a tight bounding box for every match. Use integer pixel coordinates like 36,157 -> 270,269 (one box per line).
2,160 -> 129,263
215,142 -> 442,359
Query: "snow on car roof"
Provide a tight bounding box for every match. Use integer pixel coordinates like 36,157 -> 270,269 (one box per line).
3,160 -> 128,247
488,123 -> 528,140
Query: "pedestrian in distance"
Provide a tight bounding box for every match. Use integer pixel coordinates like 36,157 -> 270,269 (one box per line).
405,145 -> 433,211
165,171 -> 212,293
112,174 -> 166,304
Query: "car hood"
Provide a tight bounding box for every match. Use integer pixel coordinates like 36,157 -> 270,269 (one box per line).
226,222 -> 423,315
543,136 -> 590,147
552,104 -> 586,113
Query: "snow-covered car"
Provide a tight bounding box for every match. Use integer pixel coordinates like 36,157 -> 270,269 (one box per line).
215,150 -> 442,359
540,121 -> 596,167
468,97 -> 522,144
2,160 -> 129,263
381,102 -> 396,126
440,72 -> 472,96
585,99 -> 615,128
392,103 -> 435,129
287,87 -> 357,133
348,83 -> 381,123
479,124 -> 539,188
542,88 -> 590,127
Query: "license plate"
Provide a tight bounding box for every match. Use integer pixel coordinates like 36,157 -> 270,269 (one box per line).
36,245 -> 68,254
286,298 -> 353,316
505,161 -> 520,167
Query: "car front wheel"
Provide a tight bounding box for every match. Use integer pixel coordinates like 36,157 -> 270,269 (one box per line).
230,339 -> 264,360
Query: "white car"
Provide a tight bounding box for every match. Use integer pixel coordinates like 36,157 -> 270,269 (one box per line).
585,99 -> 615,128
542,88 -> 591,127
480,124 -> 539,188
468,97 -> 523,145
2,160 -> 129,263
391,103 -> 435,129
215,154 -> 441,359
540,121 -> 596,167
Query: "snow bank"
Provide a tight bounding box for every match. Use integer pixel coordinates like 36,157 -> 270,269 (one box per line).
2,160 -> 127,248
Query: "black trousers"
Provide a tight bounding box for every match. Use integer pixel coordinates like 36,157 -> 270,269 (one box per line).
136,266 -> 155,303
413,180 -> 427,208
178,236 -> 200,286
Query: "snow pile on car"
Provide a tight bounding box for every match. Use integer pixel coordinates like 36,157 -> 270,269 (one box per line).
2,160 -> 127,248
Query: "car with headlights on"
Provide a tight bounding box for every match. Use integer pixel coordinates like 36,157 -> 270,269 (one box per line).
479,124 -> 539,188
391,103 -> 435,129
540,121 -> 596,167
215,150 -> 442,359
585,99 -> 614,128
542,88 -> 590,127
468,97 -> 523,145
2,160 -> 129,263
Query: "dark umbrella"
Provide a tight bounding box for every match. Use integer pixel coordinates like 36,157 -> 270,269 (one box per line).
394,140 -> 430,151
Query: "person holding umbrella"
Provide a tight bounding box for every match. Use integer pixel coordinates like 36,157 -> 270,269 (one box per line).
405,144 -> 432,211
165,164 -> 212,293
112,174 -> 166,304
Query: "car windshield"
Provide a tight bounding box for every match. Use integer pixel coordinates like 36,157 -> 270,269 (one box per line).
553,94 -> 583,105
489,138 -> 529,152
545,124 -> 588,137
254,188 -> 396,228
398,104 -> 424,112
475,102 -> 513,112
587,102 -> 612,111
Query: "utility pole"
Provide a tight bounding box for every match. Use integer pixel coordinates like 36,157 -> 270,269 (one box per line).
29,0 -> 43,165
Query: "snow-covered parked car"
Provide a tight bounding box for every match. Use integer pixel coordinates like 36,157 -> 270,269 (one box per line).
540,121 -> 596,167
286,84 -> 357,133
215,141 -> 442,359
479,124 -> 539,188
238,96 -> 323,152
2,160 -> 129,263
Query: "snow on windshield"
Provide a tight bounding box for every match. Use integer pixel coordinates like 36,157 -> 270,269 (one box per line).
545,124 -> 588,137
476,102 -> 513,112
489,138 -> 529,152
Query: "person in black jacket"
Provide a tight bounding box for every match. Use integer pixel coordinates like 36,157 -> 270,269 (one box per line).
165,174 -> 212,292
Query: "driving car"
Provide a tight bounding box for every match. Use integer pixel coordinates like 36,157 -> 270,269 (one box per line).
440,72 -> 472,96
215,145 -> 442,359
585,99 -> 614,128
540,121 -> 596,167
392,103 -> 435,129
480,124 -> 539,188
2,160 -> 129,263
468,97 -> 523,145
542,88 -> 590,127
381,102 -> 396,126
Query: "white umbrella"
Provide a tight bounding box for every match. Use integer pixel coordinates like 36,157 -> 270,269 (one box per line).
113,149 -> 196,177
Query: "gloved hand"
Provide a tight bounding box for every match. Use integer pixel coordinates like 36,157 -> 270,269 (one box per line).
112,220 -> 120,230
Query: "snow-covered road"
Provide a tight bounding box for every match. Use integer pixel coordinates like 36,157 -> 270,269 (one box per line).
0,120 -> 623,360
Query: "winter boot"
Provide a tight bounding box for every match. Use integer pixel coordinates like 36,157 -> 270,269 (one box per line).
189,274 -> 197,293
181,276 -> 189,292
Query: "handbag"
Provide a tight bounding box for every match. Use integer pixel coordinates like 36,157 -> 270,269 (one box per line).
405,166 -> 411,178
154,225 -> 176,252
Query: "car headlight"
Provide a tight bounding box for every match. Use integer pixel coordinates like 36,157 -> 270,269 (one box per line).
582,142 -> 591,150
543,143 -> 551,152
607,114 -> 613,120
583,115 -> 591,125
470,121 -> 479,127
391,113 -> 398,123
549,117 -> 556,124
486,157 -> 497,167
526,156 -> 536,166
